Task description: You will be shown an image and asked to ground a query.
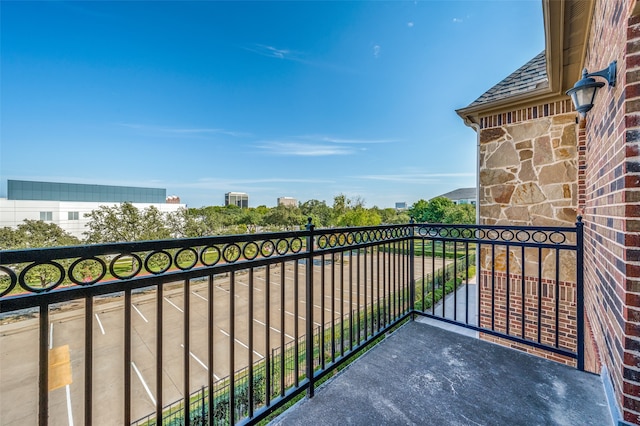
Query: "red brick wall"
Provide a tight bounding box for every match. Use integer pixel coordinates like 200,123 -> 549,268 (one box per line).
582,0 -> 640,423
478,271 -> 578,367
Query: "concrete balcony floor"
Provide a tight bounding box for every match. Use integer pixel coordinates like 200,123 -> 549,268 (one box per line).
272,319 -> 611,426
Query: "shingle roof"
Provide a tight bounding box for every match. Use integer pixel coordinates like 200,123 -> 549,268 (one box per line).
467,51 -> 548,107
435,187 -> 476,201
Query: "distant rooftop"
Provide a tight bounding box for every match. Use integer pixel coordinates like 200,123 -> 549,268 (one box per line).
467,51 -> 548,107
435,187 -> 476,201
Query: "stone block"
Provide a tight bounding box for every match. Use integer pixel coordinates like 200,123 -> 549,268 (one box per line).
480,169 -> 516,186
515,140 -> 532,150
519,149 -> 533,161
512,182 -> 546,204
480,204 -> 501,221
531,202 -> 554,218
555,146 -> 577,160
533,136 -> 553,166
504,206 -> 531,222
518,160 -> 537,182
538,161 -> 577,185
561,123 -> 577,146
491,185 -> 515,204
486,142 -> 519,168
480,127 -> 506,144
506,118 -> 551,140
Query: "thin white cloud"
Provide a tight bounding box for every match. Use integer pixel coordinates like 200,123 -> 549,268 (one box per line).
172,177 -> 336,189
356,173 -> 475,184
118,123 -> 250,138
452,18 -> 463,23
258,141 -> 356,156
300,135 -> 398,144
407,22 -> 414,28
243,44 -> 300,60
373,44 -> 381,58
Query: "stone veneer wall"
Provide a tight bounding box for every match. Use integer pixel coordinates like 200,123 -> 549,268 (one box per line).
581,0 -> 640,423
479,103 -> 578,227
476,99 -> 584,367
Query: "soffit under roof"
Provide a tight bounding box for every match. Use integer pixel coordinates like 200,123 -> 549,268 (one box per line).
456,0 -> 593,126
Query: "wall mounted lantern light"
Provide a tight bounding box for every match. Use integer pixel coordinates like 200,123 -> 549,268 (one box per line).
566,61 -> 617,116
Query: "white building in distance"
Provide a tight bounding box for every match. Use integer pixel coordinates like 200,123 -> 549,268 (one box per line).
225,192 -> 249,208
277,197 -> 297,207
0,180 -> 185,239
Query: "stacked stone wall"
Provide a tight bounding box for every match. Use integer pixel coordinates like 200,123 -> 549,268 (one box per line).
579,0 -> 640,423
478,109 -> 578,227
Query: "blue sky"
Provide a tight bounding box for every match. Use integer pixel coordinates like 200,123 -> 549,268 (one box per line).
1,1 -> 544,208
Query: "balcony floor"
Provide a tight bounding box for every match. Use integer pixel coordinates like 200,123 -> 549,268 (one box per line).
271,319 -> 611,426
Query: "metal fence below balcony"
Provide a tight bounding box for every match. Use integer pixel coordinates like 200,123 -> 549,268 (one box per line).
0,219 -> 583,425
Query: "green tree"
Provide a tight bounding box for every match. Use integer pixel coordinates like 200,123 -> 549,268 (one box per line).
0,220 -> 82,289
299,199 -> 332,227
408,199 -> 430,222
442,203 -> 476,224
0,220 -> 80,249
409,197 -> 454,223
336,207 -> 381,227
84,202 -> 172,243
262,205 -> 305,231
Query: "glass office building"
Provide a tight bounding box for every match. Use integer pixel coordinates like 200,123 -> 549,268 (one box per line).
8,180 -> 166,203
225,192 -> 249,208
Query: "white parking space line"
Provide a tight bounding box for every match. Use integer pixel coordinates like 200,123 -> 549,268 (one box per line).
217,329 -> 264,358
215,286 -> 240,298
131,362 -> 156,406
95,314 -> 106,335
191,291 -> 207,302
66,384 -> 74,426
132,305 -> 149,323
279,310 -> 321,327
179,344 -> 220,380
49,323 -> 54,349
252,318 -> 295,339
164,297 -> 183,313
236,281 -> 262,292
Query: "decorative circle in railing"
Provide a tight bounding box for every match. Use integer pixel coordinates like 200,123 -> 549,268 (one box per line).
145,250 -> 172,275
0,266 -> 18,297
374,230 -> 382,240
290,237 -> 303,253
460,228 -> 473,239
110,253 -> 142,280
486,229 -> 501,241
437,228 -> 450,238
223,244 -> 241,263
19,261 -> 65,293
260,241 -> 275,257
549,231 -> 567,244
354,232 -> 362,244
243,242 -> 259,260
275,239 -> 289,255
532,231 -> 548,243
175,248 -> 198,271
346,233 -> 355,245
417,227 -> 428,237
317,235 -> 328,249
516,230 -> 531,242
201,246 -> 221,266
337,233 -> 347,246
391,229 -> 398,238
500,230 -> 515,242
69,257 -> 107,285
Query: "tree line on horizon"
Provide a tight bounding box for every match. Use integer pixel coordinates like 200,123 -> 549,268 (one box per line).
0,195 -> 474,249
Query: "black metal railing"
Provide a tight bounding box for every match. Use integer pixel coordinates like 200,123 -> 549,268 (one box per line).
0,219 -> 583,425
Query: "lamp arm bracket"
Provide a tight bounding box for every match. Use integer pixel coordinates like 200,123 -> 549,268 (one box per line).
586,61 -> 617,87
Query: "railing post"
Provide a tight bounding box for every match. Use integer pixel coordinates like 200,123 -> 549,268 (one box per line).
576,216 -> 585,371
305,217 -> 315,397
409,218 -> 416,316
